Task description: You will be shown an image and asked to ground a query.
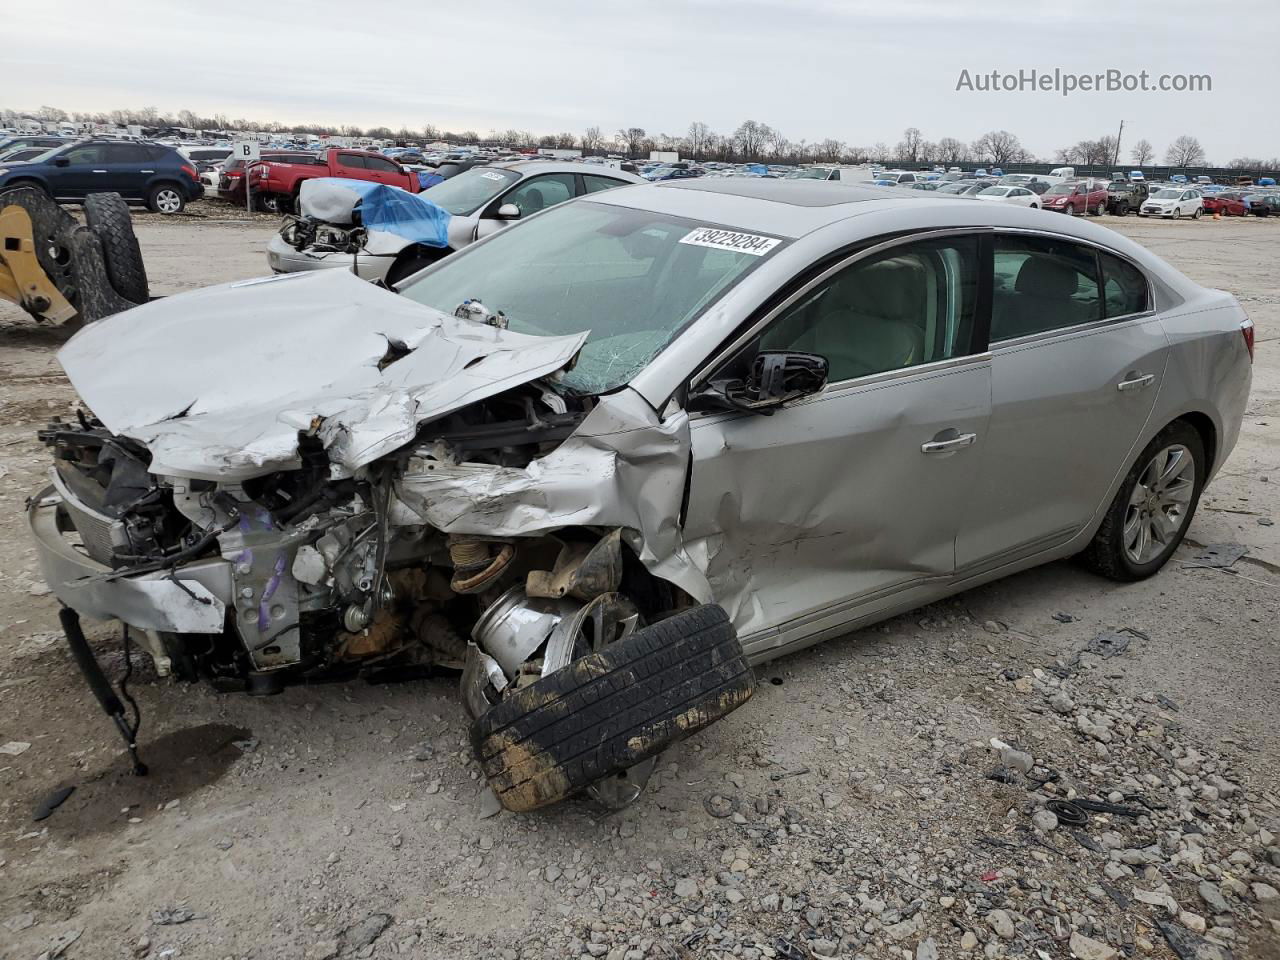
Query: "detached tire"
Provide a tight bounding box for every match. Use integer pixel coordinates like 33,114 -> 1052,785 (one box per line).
472,604 -> 754,812
84,193 -> 148,304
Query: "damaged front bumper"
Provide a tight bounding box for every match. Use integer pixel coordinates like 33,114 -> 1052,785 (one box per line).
27,485 -> 230,634
266,233 -> 388,281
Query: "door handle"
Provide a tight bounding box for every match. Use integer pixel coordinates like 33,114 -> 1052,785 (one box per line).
92,169 -> 108,173
1117,373 -> 1155,392
921,432 -> 977,454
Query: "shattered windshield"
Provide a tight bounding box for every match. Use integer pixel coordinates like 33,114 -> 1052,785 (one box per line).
398,201 -> 781,394
420,167 -> 519,215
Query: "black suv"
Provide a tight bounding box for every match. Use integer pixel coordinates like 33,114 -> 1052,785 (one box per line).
1105,180 -> 1149,216
0,139 -> 204,214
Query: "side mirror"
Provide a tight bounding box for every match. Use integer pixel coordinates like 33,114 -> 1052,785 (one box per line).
53,156 -> 70,167
496,202 -> 521,220
694,351 -> 828,415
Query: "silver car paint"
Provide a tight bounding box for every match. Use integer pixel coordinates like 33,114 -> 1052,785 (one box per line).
34,181 -> 1251,668
58,269 -> 587,481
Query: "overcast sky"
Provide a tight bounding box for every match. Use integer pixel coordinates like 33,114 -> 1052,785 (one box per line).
5,0 -> 1275,162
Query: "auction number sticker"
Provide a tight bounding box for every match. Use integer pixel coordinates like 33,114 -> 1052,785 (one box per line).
679,227 -> 780,256
480,171 -> 507,181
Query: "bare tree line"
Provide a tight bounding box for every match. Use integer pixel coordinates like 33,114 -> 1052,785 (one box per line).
5,106 -> 1274,170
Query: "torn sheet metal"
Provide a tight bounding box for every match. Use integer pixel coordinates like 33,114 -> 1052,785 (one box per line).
394,387 -> 714,604
57,270 -> 588,481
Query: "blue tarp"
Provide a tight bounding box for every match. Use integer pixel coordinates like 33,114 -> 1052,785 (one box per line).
299,178 -> 450,248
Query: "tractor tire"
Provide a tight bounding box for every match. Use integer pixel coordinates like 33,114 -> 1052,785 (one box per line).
84,193 -> 148,304
472,604 -> 754,812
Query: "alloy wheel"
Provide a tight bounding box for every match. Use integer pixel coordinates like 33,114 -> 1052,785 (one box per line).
155,189 -> 182,214
1123,443 -> 1196,565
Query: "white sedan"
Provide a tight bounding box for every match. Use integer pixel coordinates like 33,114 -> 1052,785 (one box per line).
975,185 -> 1041,208
1139,188 -> 1204,219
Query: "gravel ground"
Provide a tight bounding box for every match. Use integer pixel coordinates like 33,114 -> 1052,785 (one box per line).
0,206 -> 1277,960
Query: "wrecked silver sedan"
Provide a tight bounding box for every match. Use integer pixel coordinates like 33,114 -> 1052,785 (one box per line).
29,179 -> 1251,810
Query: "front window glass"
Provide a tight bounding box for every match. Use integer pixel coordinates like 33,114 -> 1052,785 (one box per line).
502,173 -> 575,215
758,235 -> 981,382
421,167 -> 519,214
1153,189 -> 1181,199
399,202 -> 778,394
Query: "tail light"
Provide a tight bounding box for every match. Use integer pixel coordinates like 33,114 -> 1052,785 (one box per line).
1240,317 -> 1255,362
180,163 -> 198,182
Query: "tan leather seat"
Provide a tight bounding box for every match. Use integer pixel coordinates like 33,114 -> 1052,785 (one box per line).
788,258 -> 926,380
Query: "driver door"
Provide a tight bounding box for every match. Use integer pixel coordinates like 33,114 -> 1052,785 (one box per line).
682,232 -> 992,651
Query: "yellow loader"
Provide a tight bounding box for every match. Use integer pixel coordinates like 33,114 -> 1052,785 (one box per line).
0,187 -> 148,324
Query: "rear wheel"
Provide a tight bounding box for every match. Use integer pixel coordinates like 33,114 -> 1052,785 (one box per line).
1192,207 -> 1202,219
1091,201 -> 1105,216
83,193 -> 148,304
147,183 -> 185,215
1080,421 -> 1205,581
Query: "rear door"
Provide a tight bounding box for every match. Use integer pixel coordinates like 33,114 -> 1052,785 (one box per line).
956,233 -> 1167,572
98,143 -> 154,199
333,152 -> 368,181
361,154 -> 410,188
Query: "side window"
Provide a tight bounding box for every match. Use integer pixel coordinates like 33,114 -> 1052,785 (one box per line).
337,153 -> 366,168
991,235 -> 1101,341
1100,252 -> 1150,318
365,156 -> 401,173
758,235 -> 981,382
582,174 -> 627,194
829,170 -> 841,181
103,144 -> 148,163
502,174 -> 575,215
61,144 -> 106,165
901,174 -> 915,183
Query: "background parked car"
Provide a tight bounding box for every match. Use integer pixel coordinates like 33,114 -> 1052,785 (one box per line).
0,139 -> 202,214
1202,192 -> 1249,216
0,135 -> 73,160
217,151 -> 317,207
1040,180 -> 1108,216
250,148 -> 419,213
1245,192 -> 1280,216
936,179 -> 997,196
1140,188 -> 1204,219
975,185 -> 1040,208
1105,180 -> 1149,215
267,161 -> 644,283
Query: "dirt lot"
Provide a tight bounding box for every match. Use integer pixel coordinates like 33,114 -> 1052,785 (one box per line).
0,206 -> 1277,960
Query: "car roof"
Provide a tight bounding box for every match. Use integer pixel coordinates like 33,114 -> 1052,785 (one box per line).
491,159 -> 644,181
588,177 -> 1163,246
592,178 -> 941,237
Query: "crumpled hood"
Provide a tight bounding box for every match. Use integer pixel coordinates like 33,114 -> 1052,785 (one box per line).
58,270 -> 587,481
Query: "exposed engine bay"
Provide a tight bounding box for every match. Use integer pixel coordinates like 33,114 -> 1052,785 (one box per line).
28,269 -> 752,810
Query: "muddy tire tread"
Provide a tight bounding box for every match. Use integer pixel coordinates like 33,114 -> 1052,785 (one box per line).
83,193 -> 148,304
471,604 -> 754,811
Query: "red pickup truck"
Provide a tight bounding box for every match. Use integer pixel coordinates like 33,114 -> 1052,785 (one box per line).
248,148 -> 420,213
